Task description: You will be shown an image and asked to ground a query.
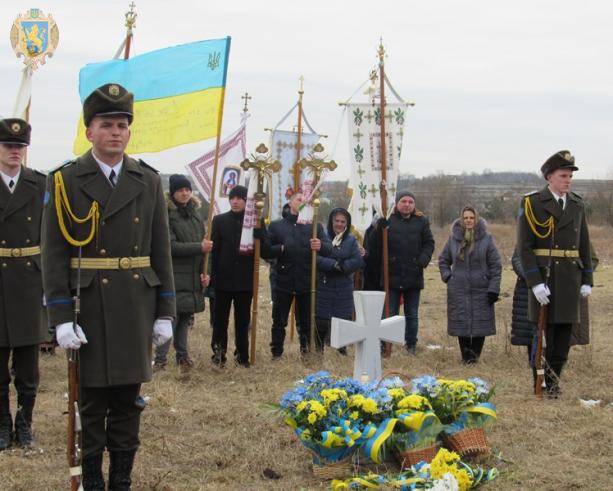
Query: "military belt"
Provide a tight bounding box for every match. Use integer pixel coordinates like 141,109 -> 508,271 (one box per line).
0,246 -> 41,257
533,248 -> 579,258
70,256 -> 151,270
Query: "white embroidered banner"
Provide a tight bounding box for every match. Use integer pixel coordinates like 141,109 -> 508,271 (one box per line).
269,129 -> 319,220
346,103 -> 408,234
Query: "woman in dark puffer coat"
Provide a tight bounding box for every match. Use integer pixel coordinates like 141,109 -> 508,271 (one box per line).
439,206 -> 502,364
315,208 -> 364,351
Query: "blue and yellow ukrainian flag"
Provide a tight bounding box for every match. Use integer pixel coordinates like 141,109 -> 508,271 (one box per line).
73,37 -> 231,155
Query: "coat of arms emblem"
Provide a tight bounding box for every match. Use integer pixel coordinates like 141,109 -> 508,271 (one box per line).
10,8 -> 59,69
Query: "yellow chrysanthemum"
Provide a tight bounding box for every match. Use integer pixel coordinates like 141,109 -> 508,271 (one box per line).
398,394 -> 431,410
388,388 -> 406,399
362,398 -> 379,414
350,411 -> 359,420
451,468 -> 473,491
349,394 -> 365,407
307,412 -> 318,424
296,401 -> 308,412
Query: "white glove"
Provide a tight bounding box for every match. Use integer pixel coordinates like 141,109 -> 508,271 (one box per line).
56,322 -> 88,350
580,285 -> 592,298
532,283 -> 551,306
152,318 -> 173,347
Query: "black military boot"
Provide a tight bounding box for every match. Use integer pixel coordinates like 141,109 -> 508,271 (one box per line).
82,453 -> 105,490
0,394 -> 12,451
108,449 -> 136,490
14,394 -> 35,447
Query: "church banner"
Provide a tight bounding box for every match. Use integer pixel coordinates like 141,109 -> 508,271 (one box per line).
269,129 -> 319,220
346,103 -> 408,235
186,122 -> 246,215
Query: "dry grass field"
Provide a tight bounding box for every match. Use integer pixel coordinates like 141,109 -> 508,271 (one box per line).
1,224 -> 612,490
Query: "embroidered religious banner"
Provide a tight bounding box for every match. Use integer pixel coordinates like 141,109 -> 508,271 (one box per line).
186,122 -> 247,215
346,103 -> 408,234
269,129 -> 319,220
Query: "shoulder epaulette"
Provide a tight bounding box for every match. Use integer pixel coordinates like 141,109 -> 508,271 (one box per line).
33,169 -> 47,177
138,159 -> 159,174
570,191 -> 583,200
523,190 -> 538,197
49,159 -> 75,174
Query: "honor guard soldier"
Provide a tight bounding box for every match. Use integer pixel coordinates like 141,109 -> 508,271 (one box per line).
42,84 -> 175,489
0,119 -> 46,450
517,150 -> 593,397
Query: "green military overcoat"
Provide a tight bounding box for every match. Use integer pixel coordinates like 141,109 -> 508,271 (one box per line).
0,166 -> 47,347
517,186 -> 593,324
41,150 -> 175,387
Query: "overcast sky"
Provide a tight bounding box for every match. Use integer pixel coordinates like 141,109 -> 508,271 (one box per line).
3,0 -> 613,180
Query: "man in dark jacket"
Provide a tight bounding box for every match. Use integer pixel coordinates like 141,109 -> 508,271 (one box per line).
0,119 -> 46,450
42,84 -> 176,489
154,174 -> 211,372
367,191 -> 435,354
261,192 -> 332,357
210,185 -> 253,367
517,150 -> 592,397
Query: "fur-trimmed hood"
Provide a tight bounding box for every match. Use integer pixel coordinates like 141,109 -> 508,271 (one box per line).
166,192 -> 202,211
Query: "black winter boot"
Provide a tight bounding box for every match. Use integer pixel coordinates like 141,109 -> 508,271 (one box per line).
14,394 -> 35,447
0,394 -> 11,451
82,453 -> 105,490
109,449 -> 136,490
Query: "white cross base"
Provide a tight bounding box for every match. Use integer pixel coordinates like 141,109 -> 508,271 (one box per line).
330,291 -> 405,382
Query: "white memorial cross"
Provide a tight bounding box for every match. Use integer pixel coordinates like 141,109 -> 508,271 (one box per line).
330,291 -> 405,382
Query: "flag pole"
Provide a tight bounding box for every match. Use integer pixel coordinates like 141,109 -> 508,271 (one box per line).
294,76 -> 304,191
378,39 -> 393,358
290,76 -> 304,343
203,43 -> 230,275
123,2 -> 137,60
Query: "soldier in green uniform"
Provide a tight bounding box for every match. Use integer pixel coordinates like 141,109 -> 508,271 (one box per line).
0,118 -> 46,450
42,84 -> 175,489
517,150 -> 593,397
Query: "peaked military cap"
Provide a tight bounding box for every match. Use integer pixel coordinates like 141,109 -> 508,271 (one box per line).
541,150 -> 579,178
83,83 -> 134,126
0,118 -> 31,146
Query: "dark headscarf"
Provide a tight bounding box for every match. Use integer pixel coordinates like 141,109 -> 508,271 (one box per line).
327,208 -> 352,244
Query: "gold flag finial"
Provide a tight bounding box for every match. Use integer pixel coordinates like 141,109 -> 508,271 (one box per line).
125,2 -> 137,29
299,75 -> 305,95
378,37 -> 386,65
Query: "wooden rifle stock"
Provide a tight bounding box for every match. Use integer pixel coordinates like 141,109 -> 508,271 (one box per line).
534,304 -> 547,399
67,347 -> 82,490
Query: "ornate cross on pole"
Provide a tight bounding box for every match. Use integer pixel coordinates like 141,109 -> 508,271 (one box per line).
331,291 -> 405,381
241,92 -> 252,113
240,144 -> 281,364
299,143 -> 337,352
123,2 -> 137,60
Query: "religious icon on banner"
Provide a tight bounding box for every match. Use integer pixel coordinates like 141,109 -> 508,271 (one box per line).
220,166 -> 241,197
10,8 -> 59,69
